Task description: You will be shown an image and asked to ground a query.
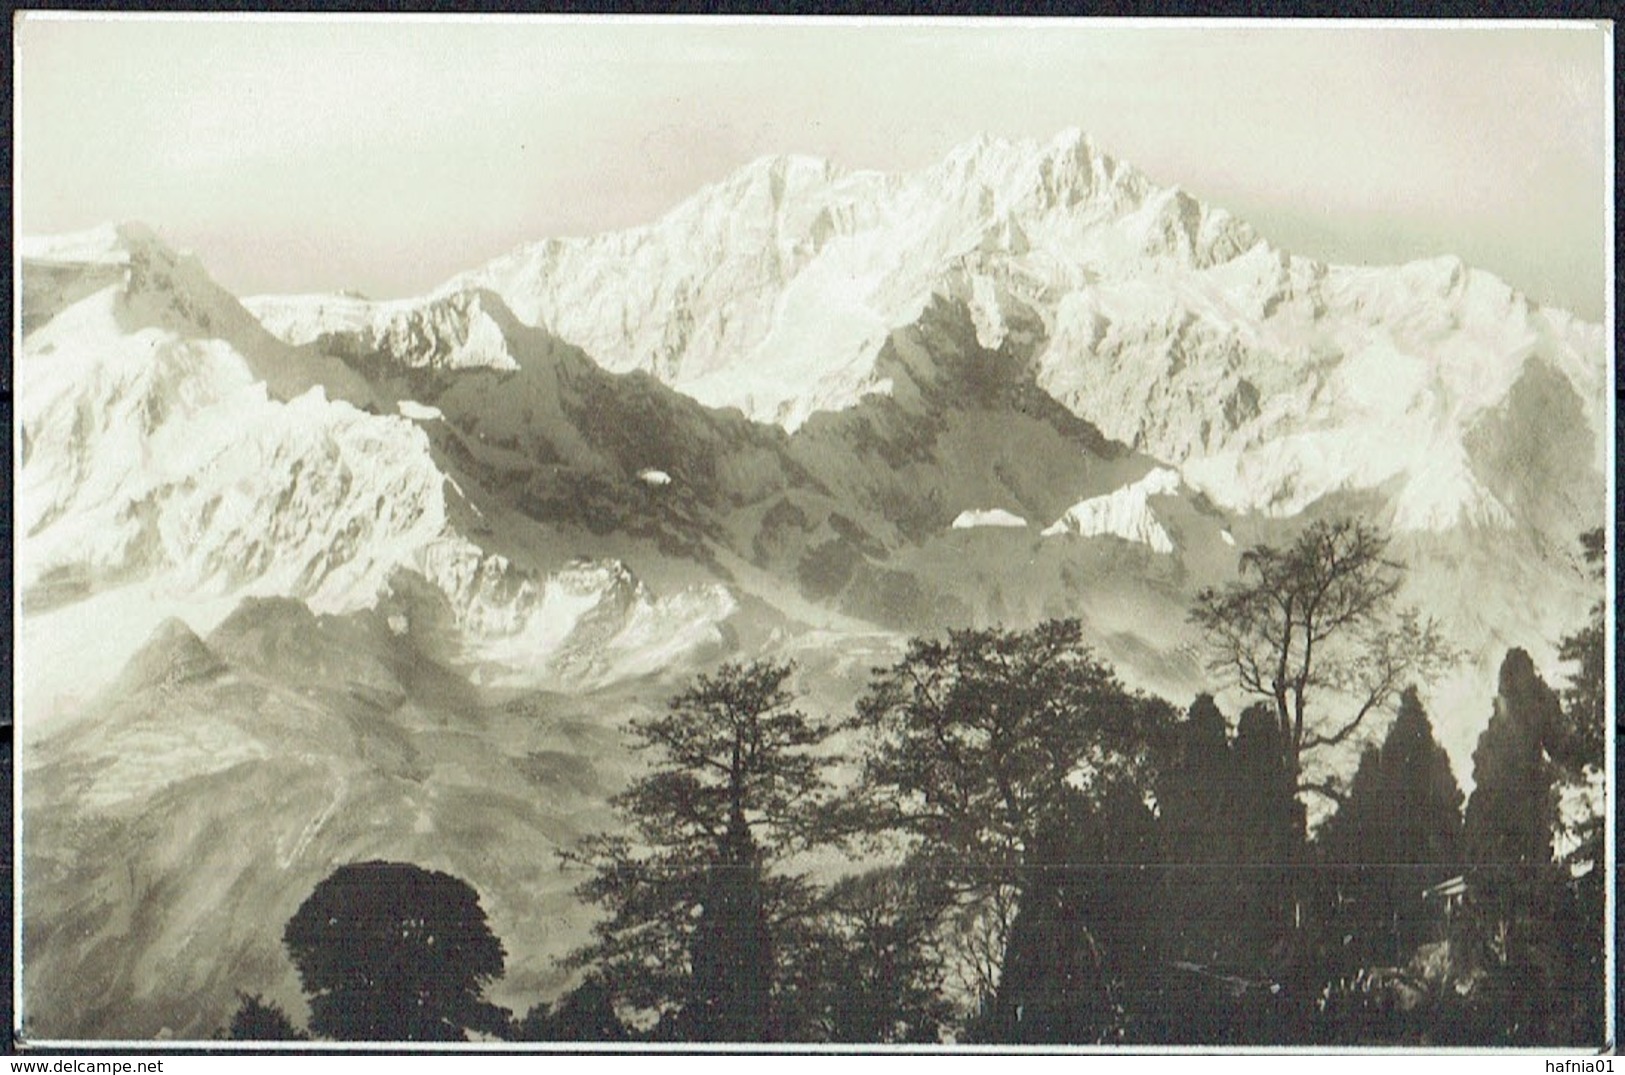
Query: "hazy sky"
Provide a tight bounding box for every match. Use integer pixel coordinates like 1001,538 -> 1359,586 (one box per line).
16,16 -> 1611,318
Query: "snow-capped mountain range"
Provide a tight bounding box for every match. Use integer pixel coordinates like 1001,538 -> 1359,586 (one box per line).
19,223 -> 737,722
16,130 -> 1607,1039
247,129 -> 1604,539
21,126 -> 1608,733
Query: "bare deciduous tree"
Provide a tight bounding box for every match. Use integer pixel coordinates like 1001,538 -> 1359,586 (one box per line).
1190,518 -> 1456,809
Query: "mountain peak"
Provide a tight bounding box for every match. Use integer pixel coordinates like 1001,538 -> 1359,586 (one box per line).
245,130 -> 1601,552
19,218 -> 294,363
941,127 -> 1099,170
739,151 -> 838,181
247,285 -> 541,373
107,617 -> 225,698
114,220 -> 164,250
1038,126 -> 1107,174
699,151 -> 843,218
1048,125 -> 1093,152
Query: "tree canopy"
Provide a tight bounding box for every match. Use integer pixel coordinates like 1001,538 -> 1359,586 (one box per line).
562,659 -> 838,1039
1555,526 -> 1605,771
1464,650 -> 1563,882
1156,694 -> 1245,971
849,619 -> 1173,878
845,619 -> 1175,1011
989,784 -> 1163,1043
282,861 -> 507,1041
1190,517 -> 1456,807
800,863 -> 958,1043
1459,648 -> 1602,1044
1317,686 -> 1464,968
513,979 -> 628,1042
223,993 -> 306,1041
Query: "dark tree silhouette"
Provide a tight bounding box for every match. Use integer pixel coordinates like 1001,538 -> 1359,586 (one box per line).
1153,694 -> 1309,1043
800,863 -> 957,1044
846,619 -> 1174,1028
1156,694 -> 1242,971
990,785 -> 1163,1044
1463,651 -> 1561,913
283,861 -> 507,1041
1229,702 -> 1302,976
1190,518 -> 1456,814
563,660 -> 837,1041
683,814 -> 774,1041
224,992 -> 307,1041
1550,528 -> 1605,887
1555,526 -> 1606,768
1460,649 -> 1602,1045
513,979 -> 628,1042
1548,528 -> 1607,1043
850,619 -> 1171,885
1316,686 -> 1464,972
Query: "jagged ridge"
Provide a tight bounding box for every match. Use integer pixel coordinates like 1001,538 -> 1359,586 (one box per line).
250,129 -> 1605,540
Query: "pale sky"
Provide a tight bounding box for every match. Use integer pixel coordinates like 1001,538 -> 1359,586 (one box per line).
15,16 -> 1612,318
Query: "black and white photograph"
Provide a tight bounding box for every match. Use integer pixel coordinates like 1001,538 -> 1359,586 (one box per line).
9,14 -> 1614,1051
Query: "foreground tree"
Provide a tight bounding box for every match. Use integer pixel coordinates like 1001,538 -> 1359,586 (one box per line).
988,785 -> 1163,1043
1550,528 -> 1605,886
512,979 -> 628,1042
562,660 -> 837,1041
224,993 -> 307,1041
1317,687 -> 1464,972
283,861 -> 507,1041
1190,518 -> 1456,816
1228,702 -> 1302,976
1549,528 -> 1606,1041
1463,651 -> 1561,930
1156,695 -> 1245,973
799,863 -> 958,1043
1460,648 -> 1602,1045
1154,693 -> 1312,1043
1555,527 -> 1605,766
846,619 -> 1175,1033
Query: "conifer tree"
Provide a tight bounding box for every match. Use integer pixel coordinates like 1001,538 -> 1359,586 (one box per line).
562,660 -> 836,1041
1463,651 -> 1559,907
1318,687 -> 1463,969
1156,694 -> 1242,969
1229,702 -> 1300,975
989,785 -> 1162,1044
1458,648 -> 1605,1045
1555,527 -> 1606,769
1550,529 -> 1607,1045
224,993 -> 307,1041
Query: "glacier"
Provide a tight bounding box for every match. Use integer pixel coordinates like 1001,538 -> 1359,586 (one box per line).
951,508 -> 1030,530
1041,467 -> 1181,553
